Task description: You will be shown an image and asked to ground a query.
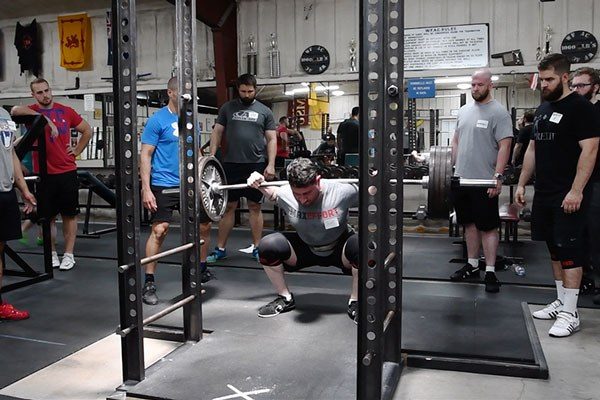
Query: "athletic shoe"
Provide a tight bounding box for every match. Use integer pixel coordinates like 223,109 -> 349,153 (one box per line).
532,299 -> 563,320
59,254 -> 76,271
36,236 -> 44,246
0,302 -> 30,320
257,294 -> 295,318
51,251 -> 60,268
594,293 -> 600,306
200,268 -> 213,283
252,247 -> 259,262
142,281 -> 159,305
348,300 -> 358,324
206,248 -> 227,263
484,272 -> 501,293
18,233 -> 29,246
450,264 -> 480,281
549,311 -> 580,337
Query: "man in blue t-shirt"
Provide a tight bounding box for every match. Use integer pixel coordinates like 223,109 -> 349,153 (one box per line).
140,77 -> 211,305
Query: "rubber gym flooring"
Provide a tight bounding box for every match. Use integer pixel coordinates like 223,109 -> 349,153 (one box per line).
2,225 -> 596,398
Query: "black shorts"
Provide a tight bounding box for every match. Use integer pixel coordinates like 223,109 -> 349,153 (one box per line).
223,162 -> 265,203
0,189 -> 23,242
532,194 -> 588,250
450,186 -> 500,231
281,230 -> 355,275
150,186 -> 211,224
37,170 -> 79,219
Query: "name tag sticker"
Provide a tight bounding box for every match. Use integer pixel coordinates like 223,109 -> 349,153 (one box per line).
476,120 -> 489,128
549,112 -> 563,123
324,218 -> 339,230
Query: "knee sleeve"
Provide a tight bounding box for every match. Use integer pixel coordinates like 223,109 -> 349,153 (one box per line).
257,233 -> 291,266
546,241 -> 559,261
343,234 -> 359,267
554,244 -> 584,270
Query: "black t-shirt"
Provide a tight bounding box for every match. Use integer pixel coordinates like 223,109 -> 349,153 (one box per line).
337,118 -> 359,154
514,124 -> 533,166
533,93 -> 600,197
592,101 -> 600,182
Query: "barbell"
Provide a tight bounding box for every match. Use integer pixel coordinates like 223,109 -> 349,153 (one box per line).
196,146 -> 497,222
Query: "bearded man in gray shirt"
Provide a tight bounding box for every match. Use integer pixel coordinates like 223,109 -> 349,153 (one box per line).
247,158 -> 360,323
449,69 -> 513,293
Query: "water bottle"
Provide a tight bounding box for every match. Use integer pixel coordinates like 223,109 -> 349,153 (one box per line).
513,263 -> 526,276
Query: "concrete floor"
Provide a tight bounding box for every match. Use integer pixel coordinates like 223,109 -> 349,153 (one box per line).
1,305 -> 597,400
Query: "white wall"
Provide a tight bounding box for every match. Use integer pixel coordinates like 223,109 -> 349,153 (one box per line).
0,1 -> 214,94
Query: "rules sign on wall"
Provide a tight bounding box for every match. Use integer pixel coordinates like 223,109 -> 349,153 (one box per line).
404,24 -> 489,71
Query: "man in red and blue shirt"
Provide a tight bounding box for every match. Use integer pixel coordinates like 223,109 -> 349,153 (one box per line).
12,78 -> 92,271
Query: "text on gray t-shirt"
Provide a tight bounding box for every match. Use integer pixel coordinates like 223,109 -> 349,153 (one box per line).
0,108 -> 16,192
276,180 -> 359,256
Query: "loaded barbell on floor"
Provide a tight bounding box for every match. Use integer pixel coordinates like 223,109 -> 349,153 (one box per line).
196,146 -> 497,222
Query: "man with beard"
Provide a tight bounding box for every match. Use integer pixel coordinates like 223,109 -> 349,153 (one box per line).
449,69 -> 513,293
208,74 -> 277,262
11,78 -> 92,271
570,67 -> 600,305
516,54 -> 599,337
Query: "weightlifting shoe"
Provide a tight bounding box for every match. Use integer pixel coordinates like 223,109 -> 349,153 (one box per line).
142,281 -> 159,305
206,248 -> 227,263
59,253 -> 76,271
549,311 -> 580,337
51,251 -> 60,268
252,247 -> 259,262
348,300 -> 358,324
532,299 -> 563,320
0,302 -> 30,320
450,264 -> 480,281
257,294 -> 295,318
484,272 -> 501,293
200,268 -> 213,283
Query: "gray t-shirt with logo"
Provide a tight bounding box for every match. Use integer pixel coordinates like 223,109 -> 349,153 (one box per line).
276,180 -> 359,256
0,108 -> 16,192
454,99 -> 513,179
216,99 -> 277,163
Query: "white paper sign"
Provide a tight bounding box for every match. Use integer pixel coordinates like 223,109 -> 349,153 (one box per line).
84,94 -> 95,112
404,24 -> 489,71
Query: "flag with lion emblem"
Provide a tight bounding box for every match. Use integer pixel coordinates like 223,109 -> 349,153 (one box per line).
58,13 -> 92,70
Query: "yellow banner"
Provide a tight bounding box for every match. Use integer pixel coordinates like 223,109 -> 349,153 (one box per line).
58,13 -> 92,70
308,83 -> 330,130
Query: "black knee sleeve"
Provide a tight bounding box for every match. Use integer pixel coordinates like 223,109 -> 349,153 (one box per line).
343,234 -> 359,267
554,244 -> 584,270
257,233 -> 291,266
546,241 -> 559,261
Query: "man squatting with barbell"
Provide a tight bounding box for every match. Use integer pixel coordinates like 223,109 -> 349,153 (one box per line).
247,158 -> 360,322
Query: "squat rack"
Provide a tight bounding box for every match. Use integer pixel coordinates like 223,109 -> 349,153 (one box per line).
112,0 -> 405,398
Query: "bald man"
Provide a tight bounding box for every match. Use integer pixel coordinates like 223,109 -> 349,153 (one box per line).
450,69 -> 513,293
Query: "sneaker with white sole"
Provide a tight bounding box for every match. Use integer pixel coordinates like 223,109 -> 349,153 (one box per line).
532,299 -> 563,320
51,251 -> 60,268
549,311 -> 580,337
257,294 -> 295,318
59,253 -> 76,271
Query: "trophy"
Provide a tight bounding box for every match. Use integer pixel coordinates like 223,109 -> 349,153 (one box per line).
544,25 -> 553,55
268,33 -> 281,78
349,38 -> 357,72
246,34 -> 257,75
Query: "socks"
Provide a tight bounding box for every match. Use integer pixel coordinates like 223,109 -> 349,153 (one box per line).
280,292 -> 292,301
485,265 -> 495,273
145,273 -> 155,283
348,298 -> 358,305
555,280 -> 565,304
563,288 -> 579,315
467,258 -> 479,269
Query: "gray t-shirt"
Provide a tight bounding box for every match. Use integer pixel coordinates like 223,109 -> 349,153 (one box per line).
276,180 -> 359,256
216,99 -> 277,163
454,99 -> 513,179
0,108 -> 16,192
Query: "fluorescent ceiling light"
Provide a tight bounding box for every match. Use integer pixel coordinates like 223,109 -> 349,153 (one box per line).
332,90 -> 345,96
284,87 -> 310,96
314,85 -> 340,91
456,83 -> 471,90
301,82 -> 309,87
434,75 -> 499,84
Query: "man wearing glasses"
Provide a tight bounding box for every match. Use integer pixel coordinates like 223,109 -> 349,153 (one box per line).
571,67 -> 600,305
